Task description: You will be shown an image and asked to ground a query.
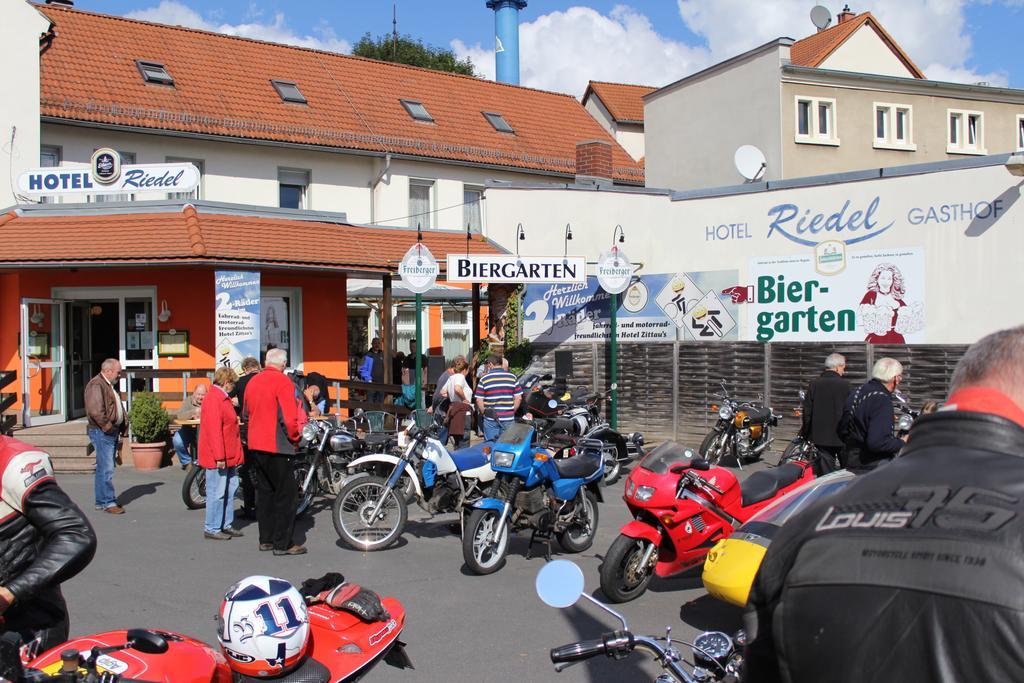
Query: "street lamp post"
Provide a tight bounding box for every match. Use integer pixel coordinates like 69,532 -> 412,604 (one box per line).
414,227 -> 424,409
609,225 -> 626,430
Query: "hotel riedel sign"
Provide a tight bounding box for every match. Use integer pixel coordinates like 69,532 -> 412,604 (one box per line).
17,148 -> 200,197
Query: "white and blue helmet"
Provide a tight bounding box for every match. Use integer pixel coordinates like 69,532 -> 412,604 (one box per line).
218,575 -> 310,677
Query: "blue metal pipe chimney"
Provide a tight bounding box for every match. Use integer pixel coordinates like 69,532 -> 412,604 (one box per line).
486,0 -> 527,85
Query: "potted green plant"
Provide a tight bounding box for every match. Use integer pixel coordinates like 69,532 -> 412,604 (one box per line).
128,392 -> 171,470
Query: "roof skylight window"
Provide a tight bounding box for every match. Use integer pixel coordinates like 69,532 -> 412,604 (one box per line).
271,80 -> 307,104
401,99 -> 434,123
483,112 -> 514,134
135,60 -> 173,86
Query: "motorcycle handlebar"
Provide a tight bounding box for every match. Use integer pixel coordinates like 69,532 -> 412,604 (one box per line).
550,638 -> 607,664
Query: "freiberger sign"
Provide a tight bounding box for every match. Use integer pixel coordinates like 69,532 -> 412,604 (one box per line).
446,255 -> 586,284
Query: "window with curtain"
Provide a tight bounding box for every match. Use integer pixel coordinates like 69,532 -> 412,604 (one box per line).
442,308 -> 471,362
463,186 -> 483,233
395,308 -> 419,354
39,146 -> 61,204
409,179 -> 433,230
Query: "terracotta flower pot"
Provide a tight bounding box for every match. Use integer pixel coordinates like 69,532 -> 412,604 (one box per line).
131,442 -> 166,471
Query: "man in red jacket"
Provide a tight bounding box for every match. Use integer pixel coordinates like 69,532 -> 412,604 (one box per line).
242,348 -> 307,556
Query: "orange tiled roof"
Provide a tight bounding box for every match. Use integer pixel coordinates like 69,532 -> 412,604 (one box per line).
0,205 -> 502,274
582,81 -> 657,124
35,5 -> 644,184
790,12 -> 925,79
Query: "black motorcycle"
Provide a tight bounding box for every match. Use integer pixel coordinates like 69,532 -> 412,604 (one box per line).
700,380 -> 779,467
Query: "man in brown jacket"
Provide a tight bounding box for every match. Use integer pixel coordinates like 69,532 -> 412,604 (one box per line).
85,358 -> 128,514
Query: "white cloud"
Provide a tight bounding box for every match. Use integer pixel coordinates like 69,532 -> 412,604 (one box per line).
676,0 -> 1003,86
125,1 -> 351,53
453,5 -> 712,96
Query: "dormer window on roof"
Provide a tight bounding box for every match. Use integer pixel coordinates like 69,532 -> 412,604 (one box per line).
271,80 -> 307,104
483,112 -> 514,134
135,60 -> 173,86
401,99 -> 434,123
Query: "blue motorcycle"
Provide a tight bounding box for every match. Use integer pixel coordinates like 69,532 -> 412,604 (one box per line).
462,422 -> 604,575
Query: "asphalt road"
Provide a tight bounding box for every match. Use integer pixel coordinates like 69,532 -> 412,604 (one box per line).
55,457 -> 767,682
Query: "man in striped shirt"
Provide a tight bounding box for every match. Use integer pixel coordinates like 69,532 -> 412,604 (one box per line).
475,354 -> 523,441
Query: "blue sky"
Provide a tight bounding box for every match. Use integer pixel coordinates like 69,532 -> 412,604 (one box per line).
72,1 -> 1024,95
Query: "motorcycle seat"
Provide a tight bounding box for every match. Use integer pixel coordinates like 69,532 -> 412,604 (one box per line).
546,416 -> 579,435
553,450 -> 602,479
740,463 -> 803,507
362,432 -> 392,449
741,405 -> 772,422
235,656 -> 330,683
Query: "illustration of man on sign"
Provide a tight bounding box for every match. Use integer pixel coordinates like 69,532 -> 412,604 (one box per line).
859,263 -> 922,344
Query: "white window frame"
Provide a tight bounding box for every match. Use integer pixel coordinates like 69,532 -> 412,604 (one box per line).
261,287 -> 303,368
441,306 -> 471,361
408,178 -> 435,230
39,145 -> 62,205
278,167 -> 310,209
794,96 -> 839,146
872,102 -> 916,151
1016,115 -> 1024,152
947,109 -> 986,155
391,304 -> 429,357
463,184 -> 484,234
165,156 -> 203,200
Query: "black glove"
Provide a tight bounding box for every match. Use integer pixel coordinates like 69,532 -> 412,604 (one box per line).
323,583 -> 390,623
298,572 -> 345,601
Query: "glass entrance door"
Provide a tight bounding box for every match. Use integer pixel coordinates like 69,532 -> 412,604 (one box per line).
20,299 -> 65,427
68,302 -> 91,419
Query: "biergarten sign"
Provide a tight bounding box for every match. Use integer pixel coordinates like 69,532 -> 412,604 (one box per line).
446,255 -> 586,284
17,151 -> 200,198
398,243 -> 439,293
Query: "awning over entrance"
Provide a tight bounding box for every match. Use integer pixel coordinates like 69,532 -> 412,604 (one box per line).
0,200 -> 505,274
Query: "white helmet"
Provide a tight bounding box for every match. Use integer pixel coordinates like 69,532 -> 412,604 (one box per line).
218,575 -> 310,677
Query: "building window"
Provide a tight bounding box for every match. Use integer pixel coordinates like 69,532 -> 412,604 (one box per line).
394,307 -> 426,356
795,96 -> 839,146
1017,115 -> 1024,151
947,109 -> 986,155
409,179 -> 434,230
873,103 -> 915,151
400,99 -> 434,123
278,168 -> 310,209
271,80 -> 307,104
165,157 -> 203,200
482,112 -> 514,134
463,185 -> 483,233
442,308 -> 471,362
135,60 -> 174,86
94,151 -> 135,202
39,146 -> 61,204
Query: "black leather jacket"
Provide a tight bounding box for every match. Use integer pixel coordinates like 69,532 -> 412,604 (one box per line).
745,410 -> 1024,682
0,439 -> 96,651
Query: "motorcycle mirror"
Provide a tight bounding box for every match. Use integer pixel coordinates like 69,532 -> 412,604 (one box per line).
126,629 -> 169,655
690,457 -> 711,471
669,464 -> 687,474
536,560 -> 585,609
548,399 -> 558,409
353,408 -> 365,417
541,373 -> 553,381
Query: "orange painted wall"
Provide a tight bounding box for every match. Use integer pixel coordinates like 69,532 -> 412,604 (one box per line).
428,305 -> 442,355
0,267 -> 348,417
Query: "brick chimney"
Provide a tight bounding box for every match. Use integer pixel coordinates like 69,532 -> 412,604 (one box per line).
837,4 -> 854,24
575,139 -> 613,185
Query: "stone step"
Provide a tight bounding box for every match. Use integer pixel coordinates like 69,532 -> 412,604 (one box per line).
16,434 -> 93,448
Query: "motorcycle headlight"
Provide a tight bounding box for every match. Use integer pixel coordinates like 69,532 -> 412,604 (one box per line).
301,423 -> 320,442
492,450 -> 516,468
634,485 -> 655,502
718,405 -> 734,420
897,415 -> 913,431
625,480 -> 636,497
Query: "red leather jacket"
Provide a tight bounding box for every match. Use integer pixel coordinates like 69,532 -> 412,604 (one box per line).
198,386 -> 243,468
242,367 -> 305,455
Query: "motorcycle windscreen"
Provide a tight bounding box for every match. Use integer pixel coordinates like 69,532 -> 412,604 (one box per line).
637,441 -> 694,474
741,471 -> 856,529
496,422 -> 534,446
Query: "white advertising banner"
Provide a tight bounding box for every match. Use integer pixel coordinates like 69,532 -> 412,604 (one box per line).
446,255 -> 586,283
742,247 -> 926,343
17,163 -> 201,197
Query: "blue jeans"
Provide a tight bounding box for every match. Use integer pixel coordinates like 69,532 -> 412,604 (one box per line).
88,427 -> 119,509
482,417 -> 508,442
204,466 -> 239,533
172,427 -> 195,466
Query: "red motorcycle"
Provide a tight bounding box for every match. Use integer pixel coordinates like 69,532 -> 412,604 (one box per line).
599,442 -> 813,603
14,581 -> 410,682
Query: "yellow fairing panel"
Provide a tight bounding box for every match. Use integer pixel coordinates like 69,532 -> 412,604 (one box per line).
702,537 -> 767,607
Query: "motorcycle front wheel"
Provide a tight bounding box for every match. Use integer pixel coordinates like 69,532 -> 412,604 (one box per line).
558,490 -> 599,553
181,465 -> 206,509
332,475 -> 408,551
462,508 -> 510,575
700,430 -> 731,467
778,437 -> 815,467
600,534 -> 655,603
293,460 -> 316,517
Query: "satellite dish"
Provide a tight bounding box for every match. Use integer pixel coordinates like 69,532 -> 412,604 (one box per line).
734,145 -> 767,182
810,5 -> 832,30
